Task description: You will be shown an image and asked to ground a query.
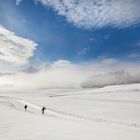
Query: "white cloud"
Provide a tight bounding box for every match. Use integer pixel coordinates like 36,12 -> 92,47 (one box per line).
77,47 -> 90,55
0,25 -> 37,65
52,60 -> 72,68
0,59 -> 140,89
16,0 -> 22,5
18,0 -> 140,29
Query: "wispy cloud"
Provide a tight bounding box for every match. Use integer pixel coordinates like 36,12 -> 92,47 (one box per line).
77,47 -> 90,55
128,52 -> 140,58
16,0 -> 22,5
0,25 -> 37,65
18,0 -> 140,29
136,40 -> 140,47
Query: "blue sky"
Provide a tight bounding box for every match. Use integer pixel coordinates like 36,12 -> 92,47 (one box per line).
0,0 -> 140,70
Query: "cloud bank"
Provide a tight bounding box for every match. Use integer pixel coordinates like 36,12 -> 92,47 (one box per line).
0,59 -> 140,89
0,25 -> 37,65
81,71 -> 140,88
18,0 -> 140,29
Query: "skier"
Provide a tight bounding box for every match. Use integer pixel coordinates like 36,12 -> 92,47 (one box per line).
42,106 -> 46,115
24,105 -> 28,111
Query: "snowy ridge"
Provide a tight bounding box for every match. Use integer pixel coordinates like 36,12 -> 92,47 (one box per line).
0,84 -> 140,140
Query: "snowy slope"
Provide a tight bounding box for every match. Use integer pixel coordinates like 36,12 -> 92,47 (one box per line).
0,84 -> 140,140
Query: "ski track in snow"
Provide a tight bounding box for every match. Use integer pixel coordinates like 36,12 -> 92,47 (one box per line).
71,97 -> 140,105
49,88 -> 140,98
0,95 -> 140,129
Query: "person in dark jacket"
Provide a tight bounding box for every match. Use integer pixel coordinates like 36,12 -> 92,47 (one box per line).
42,106 -> 46,115
24,105 -> 28,111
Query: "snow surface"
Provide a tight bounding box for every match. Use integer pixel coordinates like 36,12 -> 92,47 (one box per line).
0,84 -> 140,140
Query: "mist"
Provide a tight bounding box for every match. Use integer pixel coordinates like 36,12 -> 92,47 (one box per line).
81,70 -> 140,88
0,59 -> 140,89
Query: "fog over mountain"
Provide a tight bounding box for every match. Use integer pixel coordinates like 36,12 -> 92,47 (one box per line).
0,60 -> 140,89
81,71 -> 140,88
